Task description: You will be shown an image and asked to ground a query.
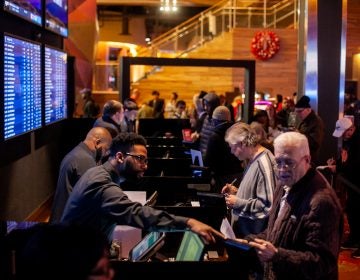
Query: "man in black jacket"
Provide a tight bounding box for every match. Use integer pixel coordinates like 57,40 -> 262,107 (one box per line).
50,127 -> 112,223
294,95 -> 324,165
328,117 -> 360,258
61,133 -> 221,243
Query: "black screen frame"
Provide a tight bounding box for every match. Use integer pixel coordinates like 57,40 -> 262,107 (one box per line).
128,231 -> 166,262
3,0 -> 43,26
44,0 -> 68,37
43,44 -> 68,126
2,32 -> 43,141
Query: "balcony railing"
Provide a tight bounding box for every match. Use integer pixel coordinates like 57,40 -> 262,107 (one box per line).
137,0 -> 298,58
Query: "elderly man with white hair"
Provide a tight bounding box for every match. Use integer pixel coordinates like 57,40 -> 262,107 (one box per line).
241,131 -> 342,280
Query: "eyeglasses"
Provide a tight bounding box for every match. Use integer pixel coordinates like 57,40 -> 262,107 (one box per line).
125,153 -> 148,165
274,156 -> 306,170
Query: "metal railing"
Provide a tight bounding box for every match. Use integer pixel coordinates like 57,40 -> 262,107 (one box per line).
137,0 -> 298,58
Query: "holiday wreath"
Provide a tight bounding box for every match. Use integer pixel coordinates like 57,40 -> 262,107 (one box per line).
251,31 -> 280,60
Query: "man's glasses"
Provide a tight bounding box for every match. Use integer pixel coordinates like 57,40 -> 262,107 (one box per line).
274,159 -> 298,170
125,153 -> 148,165
274,156 -> 306,170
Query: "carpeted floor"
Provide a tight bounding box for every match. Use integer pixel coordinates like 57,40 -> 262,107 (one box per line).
338,213 -> 360,280
338,249 -> 360,280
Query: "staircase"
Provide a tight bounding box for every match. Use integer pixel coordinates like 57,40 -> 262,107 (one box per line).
131,0 -> 298,107
138,0 -> 297,58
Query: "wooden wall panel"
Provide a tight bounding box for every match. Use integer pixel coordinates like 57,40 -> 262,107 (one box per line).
93,28 -> 298,110
232,28 -> 298,98
346,0 -> 360,58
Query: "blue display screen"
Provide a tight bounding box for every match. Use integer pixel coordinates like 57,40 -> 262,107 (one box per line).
4,0 -> 42,26
45,0 -> 68,37
3,34 -> 42,140
44,46 -> 67,124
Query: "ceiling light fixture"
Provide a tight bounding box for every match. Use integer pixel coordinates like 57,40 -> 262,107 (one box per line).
160,0 -> 178,12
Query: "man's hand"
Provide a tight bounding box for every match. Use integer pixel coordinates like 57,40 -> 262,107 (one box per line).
249,238 -> 278,262
186,218 -> 224,243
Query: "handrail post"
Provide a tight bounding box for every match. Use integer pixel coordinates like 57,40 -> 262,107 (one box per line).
263,0 -> 267,28
274,7 -> 277,28
248,8 -> 251,28
200,13 -> 204,45
233,0 -> 237,29
222,8 -> 225,34
174,27 -> 178,53
294,0 -> 298,28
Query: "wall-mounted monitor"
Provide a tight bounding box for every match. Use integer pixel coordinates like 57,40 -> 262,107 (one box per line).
45,0 -> 68,37
3,34 -> 42,140
3,0 -> 42,26
44,45 -> 67,124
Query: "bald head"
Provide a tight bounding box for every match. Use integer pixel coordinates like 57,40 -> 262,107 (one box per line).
85,127 -> 111,142
84,127 -> 112,154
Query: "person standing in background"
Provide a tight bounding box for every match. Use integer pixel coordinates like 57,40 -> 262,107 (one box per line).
294,95 -> 324,166
204,106 -> 243,192
120,98 -> 138,133
170,100 -> 188,119
50,127 -> 112,224
327,117 -> 360,258
81,88 -> 100,118
130,88 -> 141,104
197,92 -> 220,155
149,90 -> 165,119
93,100 -> 124,138
165,92 -> 178,118
190,91 -> 208,145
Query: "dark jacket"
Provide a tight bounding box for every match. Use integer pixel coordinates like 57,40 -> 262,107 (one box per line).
149,98 -> 165,118
336,129 -> 360,189
61,161 -> 189,241
249,168 -> 342,280
50,142 -> 97,223
296,110 -> 324,164
204,121 -> 243,190
93,116 -> 121,138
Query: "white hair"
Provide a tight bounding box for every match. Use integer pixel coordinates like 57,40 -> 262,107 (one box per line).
273,131 -> 310,157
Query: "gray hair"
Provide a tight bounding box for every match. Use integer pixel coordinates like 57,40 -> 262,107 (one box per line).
225,122 -> 259,147
250,121 -> 267,142
273,131 -> 310,157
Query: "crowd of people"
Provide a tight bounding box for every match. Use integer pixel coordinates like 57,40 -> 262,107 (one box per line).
3,87 -> 359,279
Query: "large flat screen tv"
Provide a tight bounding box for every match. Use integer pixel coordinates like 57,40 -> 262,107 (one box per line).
45,0 -> 68,37
3,0 -> 42,26
44,45 -> 67,124
3,34 -> 42,140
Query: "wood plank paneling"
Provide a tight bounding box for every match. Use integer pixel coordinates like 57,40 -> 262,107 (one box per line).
93,28 -> 298,110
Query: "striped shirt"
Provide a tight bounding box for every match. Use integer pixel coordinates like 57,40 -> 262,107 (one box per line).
231,148 -> 276,236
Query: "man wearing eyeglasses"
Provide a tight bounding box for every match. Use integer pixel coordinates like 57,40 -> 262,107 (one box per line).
61,132 -> 221,244
241,131 -> 342,280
